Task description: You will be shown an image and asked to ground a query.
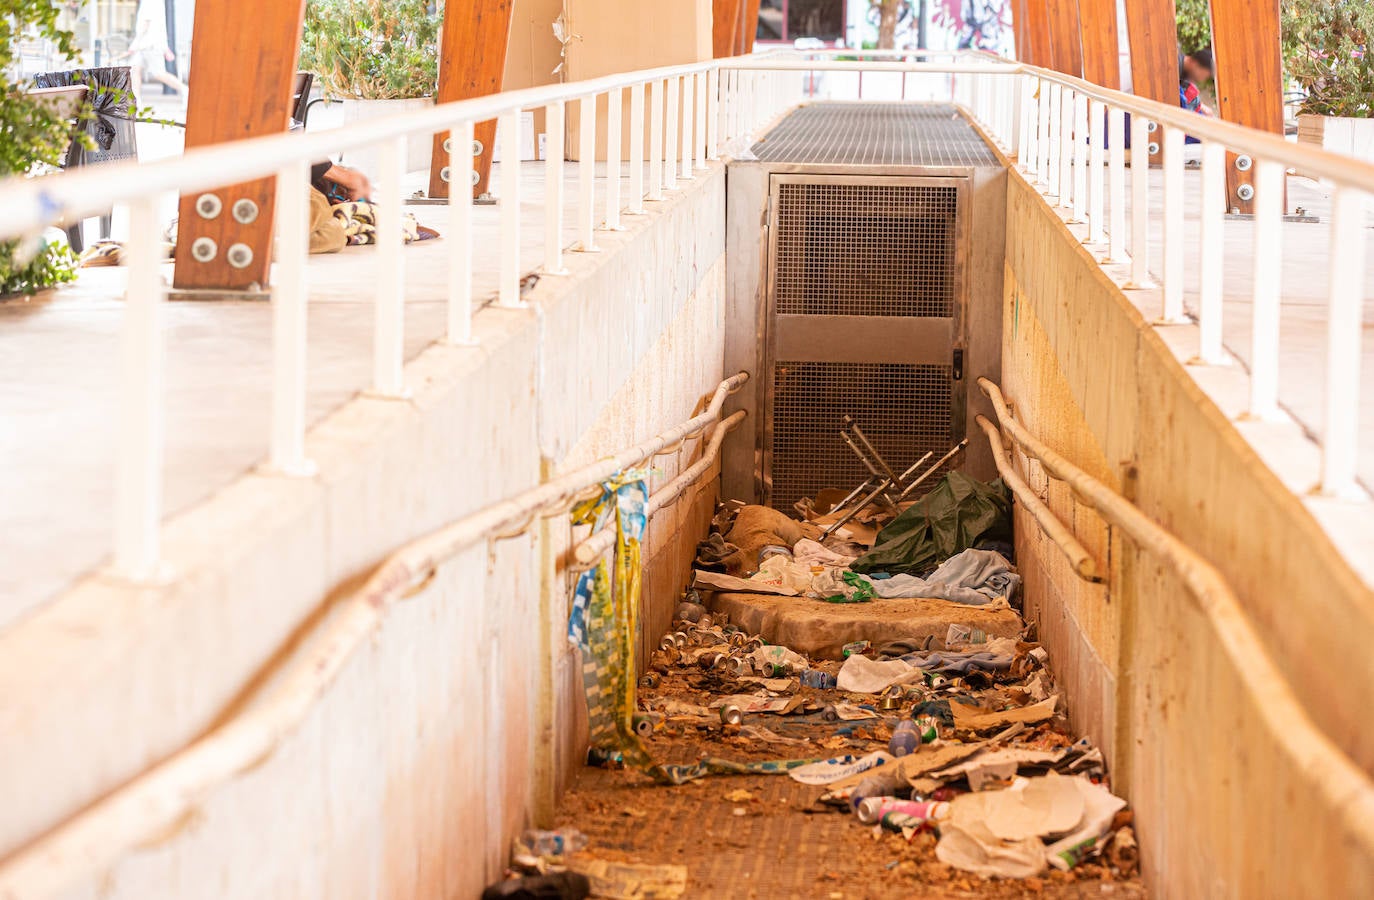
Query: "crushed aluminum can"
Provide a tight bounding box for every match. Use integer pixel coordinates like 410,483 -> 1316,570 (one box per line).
586,747 -> 624,768
913,715 -> 940,743
728,656 -> 752,677
638,672 -> 660,689
719,703 -> 743,725
698,652 -> 726,670
879,693 -> 904,711
672,631 -> 689,648
842,640 -> 871,659
659,634 -> 679,652
923,671 -> 948,689
799,669 -> 837,690
633,713 -> 661,737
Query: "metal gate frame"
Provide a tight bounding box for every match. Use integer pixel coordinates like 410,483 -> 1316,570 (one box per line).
758,171 -> 972,507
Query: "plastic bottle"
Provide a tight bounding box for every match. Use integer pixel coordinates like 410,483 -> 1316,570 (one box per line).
888,719 -> 919,757
521,828 -> 589,857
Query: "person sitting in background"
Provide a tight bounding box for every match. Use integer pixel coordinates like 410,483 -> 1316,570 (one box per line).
1180,49 -> 1215,116
307,161 -> 437,254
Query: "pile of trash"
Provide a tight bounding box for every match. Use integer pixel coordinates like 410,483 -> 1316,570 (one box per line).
486,468 -> 1139,896
691,470 -> 1020,609
620,606 -> 1138,883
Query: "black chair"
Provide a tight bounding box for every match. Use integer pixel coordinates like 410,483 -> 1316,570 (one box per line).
32,66 -> 139,252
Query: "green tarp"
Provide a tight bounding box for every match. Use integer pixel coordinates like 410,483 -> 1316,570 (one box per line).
850,472 -> 1012,576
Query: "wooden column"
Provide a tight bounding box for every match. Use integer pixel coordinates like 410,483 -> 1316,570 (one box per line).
1046,0 -> 1083,77
1077,0 -> 1121,89
1123,0 -> 1177,163
1023,0 -> 1055,68
1209,0 -> 1284,212
739,0 -> 762,54
713,0 -> 743,58
428,0 -> 515,201
172,0 -> 307,291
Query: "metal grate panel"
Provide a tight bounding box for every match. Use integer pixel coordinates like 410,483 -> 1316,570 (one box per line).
774,182 -> 958,317
768,361 -> 953,511
752,103 -> 997,167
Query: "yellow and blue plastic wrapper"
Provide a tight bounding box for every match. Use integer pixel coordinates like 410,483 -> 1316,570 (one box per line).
568,472 -> 813,784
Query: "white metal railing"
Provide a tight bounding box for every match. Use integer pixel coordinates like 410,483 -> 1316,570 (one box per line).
2,48 -> 1370,587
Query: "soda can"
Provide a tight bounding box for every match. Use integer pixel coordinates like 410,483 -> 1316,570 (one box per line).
586,747 -> 624,768
632,713 -> 660,737
698,652 -> 726,670
878,800 -> 949,833
659,634 -> 678,652
913,715 -> 940,743
855,796 -> 903,825
923,670 -> 948,689
800,669 -> 836,690
841,640 -> 871,659
638,672 -> 660,689
719,703 -> 743,725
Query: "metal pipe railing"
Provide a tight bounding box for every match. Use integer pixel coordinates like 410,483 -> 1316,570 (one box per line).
0,372 -> 748,898
979,377 -> 1374,860
975,416 -> 1100,582
571,410 -> 746,567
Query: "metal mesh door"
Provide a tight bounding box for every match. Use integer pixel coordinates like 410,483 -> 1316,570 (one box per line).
763,175 -> 966,510
773,182 -> 958,318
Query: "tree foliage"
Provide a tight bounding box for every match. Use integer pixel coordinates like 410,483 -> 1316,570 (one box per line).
1282,0 -> 1374,117
1174,0 -> 1212,56
0,0 -> 87,295
299,0 -> 442,100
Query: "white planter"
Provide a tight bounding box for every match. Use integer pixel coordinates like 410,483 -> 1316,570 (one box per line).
332,97 -> 435,175
1297,114 -> 1374,164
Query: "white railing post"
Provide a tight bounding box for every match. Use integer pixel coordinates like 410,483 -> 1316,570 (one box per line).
649,79 -> 665,201
707,67 -> 720,160
603,87 -> 623,230
447,121 -> 477,342
1037,79 -> 1051,184
1196,140 -> 1226,362
542,105 -> 567,275
1248,160 -> 1285,420
1071,91 -> 1088,222
112,195 -> 168,581
665,76 -> 679,190
1046,83 -> 1061,196
1058,87 -> 1073,210
577,95 -> 598,251
628,82 -> 646,213
1319,187 -> 1367,496
373,135 -> 409,393
1107,106 -> 1127,262
1127,113 -> 1154,288
1088,99 -> 1105,244
1161,125 -> 1186,322
498,113 -> 524,304
680,73 -> 695,181
269,159 -> 316,476
695,70 -> 708,170
1017,74 -> 1031,168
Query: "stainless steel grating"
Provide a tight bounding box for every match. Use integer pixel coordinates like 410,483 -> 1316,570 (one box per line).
774,182 -> 958,317
752,103 -> 998,167
768,361 -> 954,511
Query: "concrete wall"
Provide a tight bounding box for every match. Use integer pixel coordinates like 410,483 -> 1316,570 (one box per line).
0,168 -> 728,899
1001,173 -> 1374,897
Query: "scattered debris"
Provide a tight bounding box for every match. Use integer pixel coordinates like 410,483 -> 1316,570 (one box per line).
547,474 -> 1141,896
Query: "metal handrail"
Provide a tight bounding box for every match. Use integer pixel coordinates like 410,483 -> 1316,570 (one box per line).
975,415 -> 1100,582
0,372 -> 747,898
978,377 -> 1374,856
571,409 -> 746,567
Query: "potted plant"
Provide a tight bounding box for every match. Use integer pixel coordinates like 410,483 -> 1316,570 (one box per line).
0,0 -> 88,300
1285,0 -> 1374,161
299,0 -> 442,173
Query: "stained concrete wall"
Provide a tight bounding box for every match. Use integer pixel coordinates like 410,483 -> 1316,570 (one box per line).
0,169 -> 727,899
1002,173 -> 1374,897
